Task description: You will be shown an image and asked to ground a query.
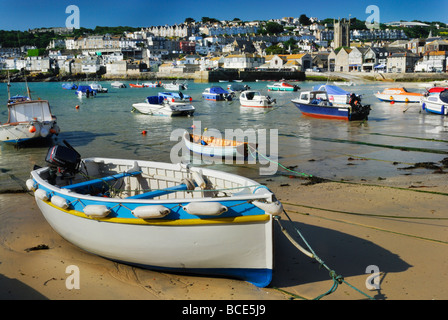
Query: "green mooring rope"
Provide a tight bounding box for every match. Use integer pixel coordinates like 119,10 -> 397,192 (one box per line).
274,211 -> 376,300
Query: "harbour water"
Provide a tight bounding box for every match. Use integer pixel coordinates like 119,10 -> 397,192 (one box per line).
1,80 -> 447,192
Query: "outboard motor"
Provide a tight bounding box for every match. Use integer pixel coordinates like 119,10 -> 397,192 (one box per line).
45,140 -> 81,178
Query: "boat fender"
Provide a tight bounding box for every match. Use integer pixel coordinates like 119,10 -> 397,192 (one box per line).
51,195 -> 69,209
132,205 -> 170,219
252,200 -> 283,215
183,202 -> 227,216
40,127 -> 49,138
35,188 -> 49,201
26,179 -> 37,191
83,205 -> 110,218
192,170 -> 206,189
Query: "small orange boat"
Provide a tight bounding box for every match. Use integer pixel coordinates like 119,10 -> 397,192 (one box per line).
129,83 -> 148,88
374,87 -> 423,103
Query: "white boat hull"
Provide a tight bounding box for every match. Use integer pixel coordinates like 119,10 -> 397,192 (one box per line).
421,98 -> 448,115
35,198 -> 273,285
132,102 -> 194,117
374,93 -> 422,103
240,96 -> 275,108
0,121 -> 58,143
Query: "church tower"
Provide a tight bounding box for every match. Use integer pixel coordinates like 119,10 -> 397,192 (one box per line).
333,18 -> 350,48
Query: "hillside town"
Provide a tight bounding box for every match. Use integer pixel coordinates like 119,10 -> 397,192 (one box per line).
0,16 -> 447,81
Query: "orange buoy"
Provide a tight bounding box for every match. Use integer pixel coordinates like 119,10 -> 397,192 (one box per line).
141,130 -> 147,135
29,126 -> 36,133
75,105 -> 80,109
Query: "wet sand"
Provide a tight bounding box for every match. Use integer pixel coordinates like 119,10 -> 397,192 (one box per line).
1,172 -> 448,300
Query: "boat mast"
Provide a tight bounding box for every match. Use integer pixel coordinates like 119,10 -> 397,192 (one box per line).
24,70 -> 31,99
7,71 -> 11,100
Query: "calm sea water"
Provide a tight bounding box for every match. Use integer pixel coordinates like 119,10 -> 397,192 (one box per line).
1,79 -> 447,192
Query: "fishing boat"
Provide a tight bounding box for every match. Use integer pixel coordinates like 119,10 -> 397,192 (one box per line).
227,83 -> 250,93
183,131 -> 250,158
421,89 -> 448,115
1,81 -> 60,144
76,85 -> 97,98
291,90 -> 370,121
27,142 -> 282,287
374,87 -> 423,103
111,81 -> 126,88
143,82 -> 161,88
163,81 -> 187,91
62,83 -> 78,90
158,92 -> 192,103
129,83 -> 148,88
267,82 -> 299,92
202,86 -> 234,101
132,95 -> 195,117
239,90 -> 276,108
89,83 -> 108,93
312,84 -> 354,105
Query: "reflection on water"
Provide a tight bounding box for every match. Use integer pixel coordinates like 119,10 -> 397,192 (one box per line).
1,80 -> 447,191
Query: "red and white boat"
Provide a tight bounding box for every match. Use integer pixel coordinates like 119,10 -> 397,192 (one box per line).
129,83 -> 148,88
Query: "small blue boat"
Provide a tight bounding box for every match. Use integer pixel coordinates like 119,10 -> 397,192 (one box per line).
202,86 -> 234,101
158,92 -> 192,102
76,85 -> 97,98
62,83 -> 78,90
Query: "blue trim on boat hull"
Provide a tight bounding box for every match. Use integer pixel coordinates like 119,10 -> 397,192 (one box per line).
111,258 -> 272,287
292,101 -> 369,121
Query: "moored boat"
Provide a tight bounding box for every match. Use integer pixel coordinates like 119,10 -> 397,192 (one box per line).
239,90 -> 276,108
76,85 -> 97,98
143,81 -> 162,88
132,95 -> 195,117
158,92 -> 192,103
421,89 -> 448,115
27,142 -> 282,287
374,87 -> 423,103
291,90 -> 370,121
267,82 -> 299,92
163,81 -> 187,91
1,81 -> 60,144
183,131 -> 249,158
111,81 -> 126,88
89,83 -> 108,93
62,83 -> 78,90
129,83 -> 148,88
202,86 -> 234,101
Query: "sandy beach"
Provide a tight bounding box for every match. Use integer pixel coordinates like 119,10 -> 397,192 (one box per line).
1,169 -> 448,301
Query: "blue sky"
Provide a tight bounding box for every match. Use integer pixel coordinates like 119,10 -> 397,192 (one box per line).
1,0 -> 447,31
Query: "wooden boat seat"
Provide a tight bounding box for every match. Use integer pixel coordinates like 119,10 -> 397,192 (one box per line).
61,171 -> 142,192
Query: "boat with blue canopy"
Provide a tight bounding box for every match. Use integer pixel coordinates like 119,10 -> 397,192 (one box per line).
312,84 -> 353,104
202,86 -> 234,101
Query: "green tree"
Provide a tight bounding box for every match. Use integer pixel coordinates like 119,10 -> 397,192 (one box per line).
265,22 -> 284,34
299,14 -> 311,26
